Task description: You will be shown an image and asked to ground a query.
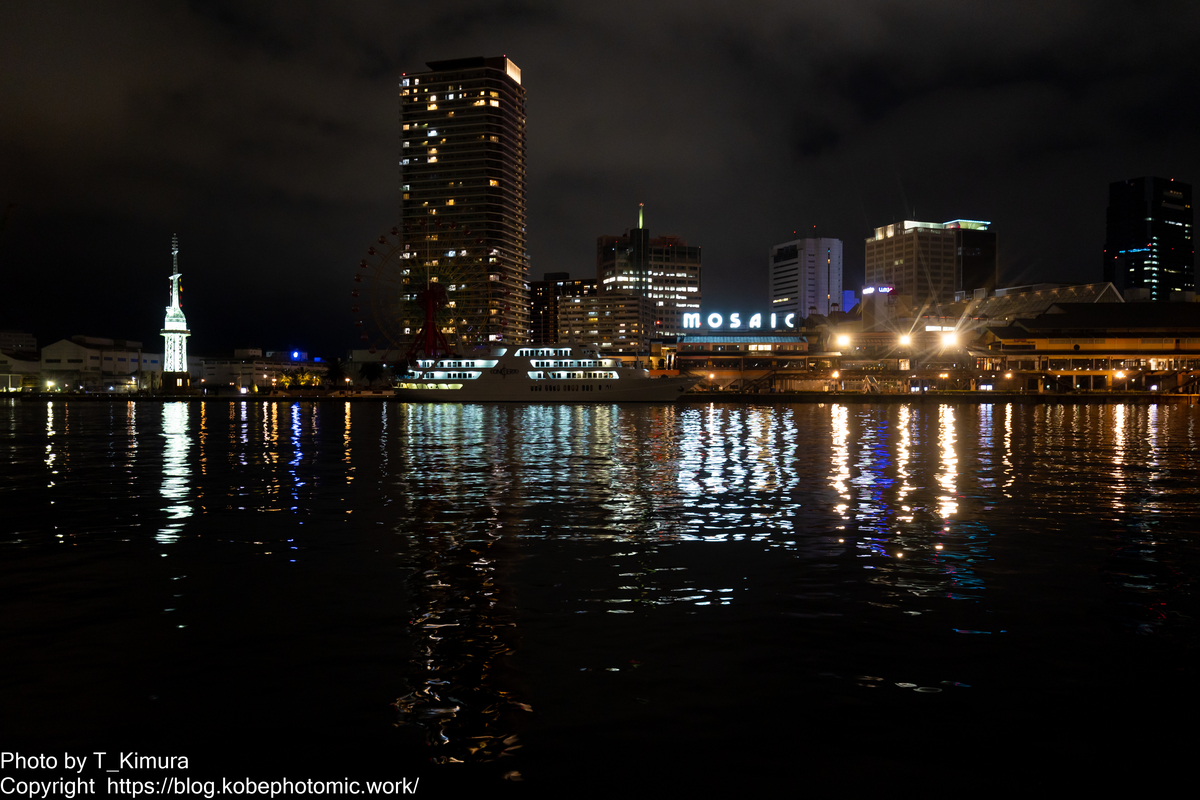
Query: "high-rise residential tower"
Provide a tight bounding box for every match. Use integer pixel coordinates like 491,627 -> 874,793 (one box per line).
596,205 -> 701,337
864,219 -> 996,307
1104,177 -> 1194,300
399,56 -> 528,344
768,237 -> 844,319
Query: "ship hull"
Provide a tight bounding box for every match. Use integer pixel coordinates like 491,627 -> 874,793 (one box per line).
392,344 -> 700,403
394,376 -> 697,403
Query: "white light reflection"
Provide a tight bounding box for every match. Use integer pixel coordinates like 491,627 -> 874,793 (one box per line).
378,401 -> 388,483
44,401 -> 57,487
344,402 -> 353,475
290,403 -> 304,508
937,405 -> 958,520
196,402 -> 205,476
1001,403 -> 1014,496
895,405 -> 913,516
234,402 -> 248,469
158,402 -> 192,543
977,404 -> 994,489
1145,405 -> 1162,514
830,404 -> 850,517
125,401 -> 138,480
1111,404 -> 1126,513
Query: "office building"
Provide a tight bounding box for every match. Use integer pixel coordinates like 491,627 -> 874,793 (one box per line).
865,220 -> 996,308
1103,177 -> 1194,300
597,206 -> 701,337
557,293 -> 656,354
769,237 -> 844,319
399,56 -> 528,344
530,272 -> 598,343
0,330 -> 36,353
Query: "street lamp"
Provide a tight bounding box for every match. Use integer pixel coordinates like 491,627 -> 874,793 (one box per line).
836,335 -> 851,348
899,334 -> 911,346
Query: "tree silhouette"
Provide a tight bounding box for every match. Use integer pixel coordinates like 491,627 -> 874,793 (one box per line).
324,358 -> 347,385
358,361 -> 385,387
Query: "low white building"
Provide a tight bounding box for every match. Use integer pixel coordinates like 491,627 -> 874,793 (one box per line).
0,349 -> 40,391
40,336 -> 163,392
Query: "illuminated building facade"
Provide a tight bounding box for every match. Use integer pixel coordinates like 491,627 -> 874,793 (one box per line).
597,206 -> 701,337
557,293 -> 655,354
769,237 -> 843,319
530,272 -> 597,343
1104,177 -> 1194,300
200,351 -> 327,392
865,220 -> 996,308
400,56 -> 529,343
975,302 -> 1200,392
160,234 -> 191,388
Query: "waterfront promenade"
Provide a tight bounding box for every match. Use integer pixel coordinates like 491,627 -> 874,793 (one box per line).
10,390 -> 1200,404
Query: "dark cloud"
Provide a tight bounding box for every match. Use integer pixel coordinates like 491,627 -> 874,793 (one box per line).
1,0 -> 1198,352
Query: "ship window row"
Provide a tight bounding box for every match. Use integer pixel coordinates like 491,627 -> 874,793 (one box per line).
433,360 -> 500,368
398,382 -> 464,390
529,359 -> 608,368
515,348 -> 572,357
426,371 -> 480,380
530,383 -> 607,392
549,371 -> 617,380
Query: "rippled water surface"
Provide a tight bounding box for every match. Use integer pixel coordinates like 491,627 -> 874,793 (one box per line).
4,399 -> 1200,792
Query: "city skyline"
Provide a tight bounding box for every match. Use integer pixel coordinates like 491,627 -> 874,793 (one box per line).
1,2 -> 1198,354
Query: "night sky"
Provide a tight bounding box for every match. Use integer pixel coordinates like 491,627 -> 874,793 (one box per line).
2,1 -> 1198,356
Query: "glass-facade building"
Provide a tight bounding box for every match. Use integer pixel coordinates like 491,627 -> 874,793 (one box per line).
1104,177 -> 1194,300
596,213 -> 701,337
399,56 -> 529,345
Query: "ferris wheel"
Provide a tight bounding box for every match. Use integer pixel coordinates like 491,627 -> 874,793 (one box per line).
350,221 -> 496,361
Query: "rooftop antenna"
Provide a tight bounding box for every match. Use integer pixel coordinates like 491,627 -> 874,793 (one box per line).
169,234 -> 182,310
638,202 -> 644,228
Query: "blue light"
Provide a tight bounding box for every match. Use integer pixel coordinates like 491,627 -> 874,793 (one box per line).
292,351 -> 299,359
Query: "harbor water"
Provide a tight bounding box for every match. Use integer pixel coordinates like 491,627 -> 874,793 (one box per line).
3,399 -> 1199,793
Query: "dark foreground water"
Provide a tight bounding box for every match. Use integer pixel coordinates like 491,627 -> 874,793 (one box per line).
3,399 -> 1199,795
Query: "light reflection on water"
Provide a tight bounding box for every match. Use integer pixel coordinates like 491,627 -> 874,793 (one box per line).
5,399 -> 1200,776
158,402 -> 191,544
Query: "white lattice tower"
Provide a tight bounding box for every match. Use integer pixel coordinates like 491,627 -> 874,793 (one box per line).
161,234 -> 191,373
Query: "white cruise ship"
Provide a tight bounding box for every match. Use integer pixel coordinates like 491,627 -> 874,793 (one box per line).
395,344 -> 701,402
